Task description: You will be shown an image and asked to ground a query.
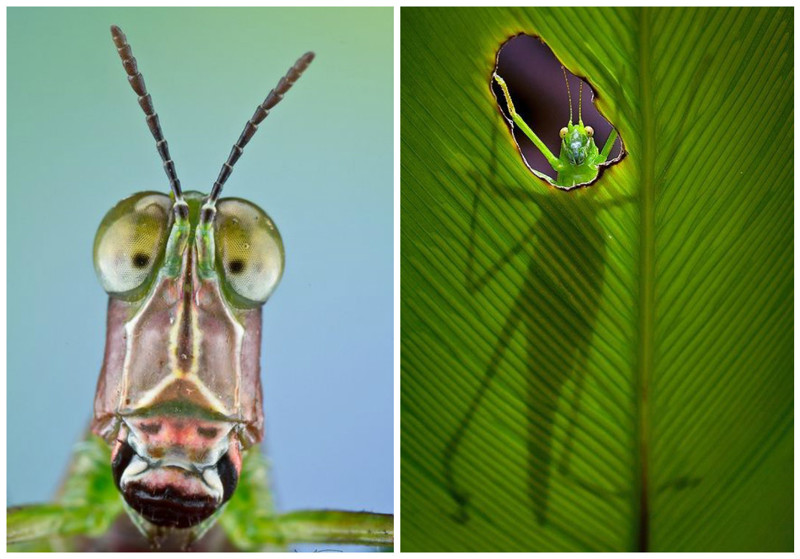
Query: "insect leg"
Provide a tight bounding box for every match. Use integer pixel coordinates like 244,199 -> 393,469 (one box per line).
464,124 -> 544,292
598,128 -> 619,162
465,167 -> 539,291
552,350 -> 630,502
444,299 -> 526,523
554,349 -> 590,477
493,74 -> 563,174
7,435 -> 123,547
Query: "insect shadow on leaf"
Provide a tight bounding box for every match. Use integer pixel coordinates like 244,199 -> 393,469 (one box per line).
441,34 -> 710,530
442,52 -> 634,527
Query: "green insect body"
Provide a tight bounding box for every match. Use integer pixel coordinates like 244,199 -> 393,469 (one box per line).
494,72 -> 618,189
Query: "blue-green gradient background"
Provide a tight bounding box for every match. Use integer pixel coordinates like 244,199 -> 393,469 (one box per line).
8,6 -> 393,528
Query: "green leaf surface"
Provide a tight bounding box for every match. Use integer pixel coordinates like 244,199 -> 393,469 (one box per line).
401,7 -> 792,552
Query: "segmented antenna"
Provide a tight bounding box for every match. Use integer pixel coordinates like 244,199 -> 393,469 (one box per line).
207,52 -> 315,206
561,66 -> 573,124
110,25 -> 183,202
578,81 -> 583,124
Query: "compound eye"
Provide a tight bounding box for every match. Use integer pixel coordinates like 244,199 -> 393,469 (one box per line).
559,127 -> 568,138
215,199 -> 284,306
93,193 -> 171,297
585,126 -> 594,137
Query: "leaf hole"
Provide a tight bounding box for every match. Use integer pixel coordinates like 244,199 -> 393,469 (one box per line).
492,34 -> 625,189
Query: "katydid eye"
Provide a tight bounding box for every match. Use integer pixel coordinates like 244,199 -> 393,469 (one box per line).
132,253 -> 150,268
215,199 -> 284,306
228,259 -> 245,275
585,126 -> 594,137
93,192 -> 171,297
559,127 -> 568,138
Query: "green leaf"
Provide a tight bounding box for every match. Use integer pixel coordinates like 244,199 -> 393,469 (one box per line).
401,7 -> 792,551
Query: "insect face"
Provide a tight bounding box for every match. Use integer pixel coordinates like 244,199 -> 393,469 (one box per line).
95,191 -> 282,528
91,25 -> 313,534
562,123 -> 595,166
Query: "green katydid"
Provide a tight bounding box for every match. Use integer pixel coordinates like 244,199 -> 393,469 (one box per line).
493,67 -> 619,189
6,25 -> 392,552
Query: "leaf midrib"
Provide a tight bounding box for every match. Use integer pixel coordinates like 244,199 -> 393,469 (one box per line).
634,6 -> 656,553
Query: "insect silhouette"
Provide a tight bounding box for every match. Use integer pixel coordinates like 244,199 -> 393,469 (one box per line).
7,25 -> 392,551
442,47 -> 702,530
443,63 -> 631,525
